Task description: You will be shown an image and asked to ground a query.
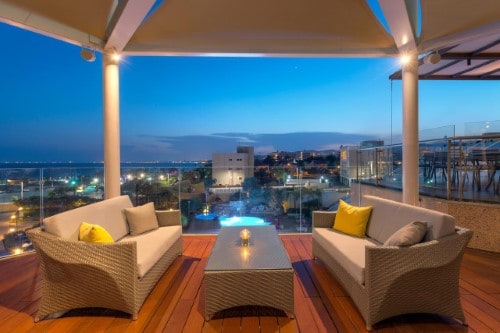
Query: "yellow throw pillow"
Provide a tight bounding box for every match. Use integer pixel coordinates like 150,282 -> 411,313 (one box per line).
79,222 -> 114,243
333,200 -> 373,238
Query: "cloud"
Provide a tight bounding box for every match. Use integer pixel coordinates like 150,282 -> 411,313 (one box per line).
1,131 -> 379,162
254,145 -> 276,154
122,131 -> 379,161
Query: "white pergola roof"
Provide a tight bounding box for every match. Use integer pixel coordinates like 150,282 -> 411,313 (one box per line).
390,0 -> 500,80
1,0 -> 499,203
1,0 -> 499,63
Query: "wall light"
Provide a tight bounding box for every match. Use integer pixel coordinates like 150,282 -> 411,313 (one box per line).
399,54 -> 411,65
80,48 -> 96,62
423,52 -> 441,65
112,53 -> 122,62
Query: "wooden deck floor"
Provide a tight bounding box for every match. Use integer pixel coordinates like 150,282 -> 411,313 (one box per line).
0,234 -> 499,332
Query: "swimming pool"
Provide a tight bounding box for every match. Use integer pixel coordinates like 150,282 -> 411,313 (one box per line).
195,213 -> 218,220
219,216 -> 270,227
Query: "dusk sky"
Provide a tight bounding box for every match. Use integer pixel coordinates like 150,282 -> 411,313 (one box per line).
1,22 -> 498,162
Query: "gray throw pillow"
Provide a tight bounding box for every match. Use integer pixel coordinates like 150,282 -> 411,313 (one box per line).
384,221 -> 428,247
124,202 -> 159,236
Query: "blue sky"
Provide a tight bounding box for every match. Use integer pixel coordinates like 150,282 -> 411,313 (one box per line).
1,23 -> 498,162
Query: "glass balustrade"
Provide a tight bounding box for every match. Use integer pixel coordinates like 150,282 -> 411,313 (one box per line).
0,163 -> 350,258
354,134 -> 500,203
2,135 -> 498,259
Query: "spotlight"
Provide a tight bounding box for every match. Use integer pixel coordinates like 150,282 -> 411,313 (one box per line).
399,54 -> 411,65
80,48 -> 96,62
423,52 -> 441,65
112,53 -> 121,62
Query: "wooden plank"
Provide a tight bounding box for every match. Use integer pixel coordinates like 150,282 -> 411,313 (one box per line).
182,286 -> 206,333
241,317 -> 260,333
145,239 -> 210,331
37,317 -> 89,333
122,255 -> 185,333
308,296 -> 339,333
0,237 -> 498,333
302,261 -> 359,332
461,294 -> 500,332
221,317 -> 241,333
202,318 -> 223,333
460,266 -> 500,294
73,316 -> 116,333
277,316 -> 299,333
104,318 -> 132,333
163,239 -> 214,332
292,274 -> 319,333
306,256 -> 349,297
464,309 -> 494,333
460,279 -> 500,309
337,296 -> 369,331
259,316 -> 279,333
0,310 -> 36,332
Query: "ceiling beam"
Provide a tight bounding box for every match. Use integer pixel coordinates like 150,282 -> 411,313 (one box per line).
378,0 -> 418,53
441,53 -> 500,60
480,68 -> 500,78
104,0 -> 157,52
418,21 -> 500,54
0,2 -> 103,48
422,59 -> 462,78
418,75 -> 500,80
452,59 -> 497,78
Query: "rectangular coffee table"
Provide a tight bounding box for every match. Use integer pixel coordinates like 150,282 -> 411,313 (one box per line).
204,226 -> 294,320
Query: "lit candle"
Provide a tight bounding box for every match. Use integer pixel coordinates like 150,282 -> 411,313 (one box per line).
240,228 -> 250,246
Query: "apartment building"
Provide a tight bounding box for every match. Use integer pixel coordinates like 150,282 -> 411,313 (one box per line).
212,146 -> 254,186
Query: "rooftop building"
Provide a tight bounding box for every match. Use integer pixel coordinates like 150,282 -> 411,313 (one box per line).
212,146 -> 254,186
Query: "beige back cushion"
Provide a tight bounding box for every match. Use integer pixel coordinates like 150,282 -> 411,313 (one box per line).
43,195 -> 133,241
361,195 -> 456,243
124,202 -> 159,236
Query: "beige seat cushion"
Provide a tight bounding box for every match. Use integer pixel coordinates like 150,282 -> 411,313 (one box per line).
119,225 -> 182,278
313,227 -> 379,285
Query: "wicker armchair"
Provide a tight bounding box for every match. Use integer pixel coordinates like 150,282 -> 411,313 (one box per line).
26,198 -> 182,322
312,196 -> 472,330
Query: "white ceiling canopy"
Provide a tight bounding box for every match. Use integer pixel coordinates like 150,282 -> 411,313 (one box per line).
124,0 -> 397,57
0,0 -> 115,48
0,0 -> 499,78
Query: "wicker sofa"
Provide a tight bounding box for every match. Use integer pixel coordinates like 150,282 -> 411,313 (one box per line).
312,195 -> 472,330
26,195 -> 182,322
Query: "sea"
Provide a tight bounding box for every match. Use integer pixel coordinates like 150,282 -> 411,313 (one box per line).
0,162 -> 205,169
0,161 -> 208,186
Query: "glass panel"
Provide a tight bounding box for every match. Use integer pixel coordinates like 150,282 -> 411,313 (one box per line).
3,137 -> 496,260
356,135 -> 500,204
464,120 -> 500,136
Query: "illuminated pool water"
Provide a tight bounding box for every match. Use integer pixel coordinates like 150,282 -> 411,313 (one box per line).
219,216 -> 270,227
195,213 -> 218,220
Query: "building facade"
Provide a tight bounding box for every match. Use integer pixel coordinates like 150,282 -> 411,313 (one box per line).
340,141 -> 391,185
212,146 -> 254,186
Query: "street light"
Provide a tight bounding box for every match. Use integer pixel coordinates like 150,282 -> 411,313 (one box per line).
10,214 -> 17,231
293,159 -> 302,233
298,166 -> 302,232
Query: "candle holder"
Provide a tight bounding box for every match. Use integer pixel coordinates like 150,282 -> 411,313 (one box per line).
240,228 -> 251,247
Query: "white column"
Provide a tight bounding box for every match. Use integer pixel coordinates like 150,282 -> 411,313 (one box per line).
102,50 -> 121,199
402,52 -> 419,205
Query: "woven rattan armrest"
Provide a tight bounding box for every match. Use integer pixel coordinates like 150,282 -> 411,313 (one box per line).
156,210 -> 181,227
362,227 -> 472,328
365,227 -> 472,282
312,211 -> 336,228
27,228 -> 137,277
27,227 -> 141,321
